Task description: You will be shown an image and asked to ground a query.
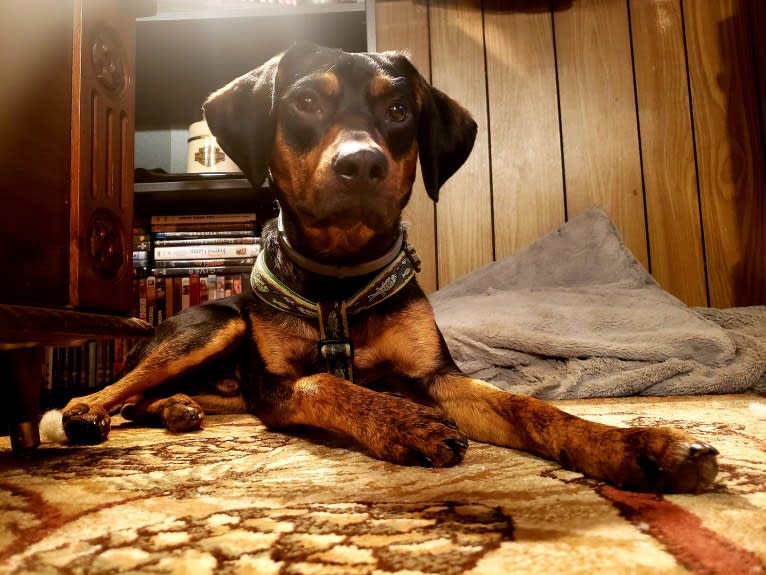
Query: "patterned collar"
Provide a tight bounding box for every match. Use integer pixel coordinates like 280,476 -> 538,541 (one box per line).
276,212 -> 408,279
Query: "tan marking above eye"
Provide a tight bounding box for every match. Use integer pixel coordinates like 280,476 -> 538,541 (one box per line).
369,73 -> 397,98
315,72 -> 340,97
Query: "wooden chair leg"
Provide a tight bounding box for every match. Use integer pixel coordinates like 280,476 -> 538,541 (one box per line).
1,347 -> 43,454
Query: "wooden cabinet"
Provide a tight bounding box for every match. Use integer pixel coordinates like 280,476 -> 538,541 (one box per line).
0,0 -> 155,313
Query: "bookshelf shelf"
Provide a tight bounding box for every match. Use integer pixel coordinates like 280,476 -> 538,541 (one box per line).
135,177 -> 251,192
134,178 -> 277,220
138,1 -> 365,23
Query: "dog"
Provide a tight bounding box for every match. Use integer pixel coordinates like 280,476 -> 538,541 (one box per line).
57,43 -> 718,494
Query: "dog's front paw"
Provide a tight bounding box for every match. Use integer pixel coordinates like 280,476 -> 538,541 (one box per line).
162,394 -> 204,433
62,403 -> 111,444
367,403 -> 468,468
610,427 -> 718,494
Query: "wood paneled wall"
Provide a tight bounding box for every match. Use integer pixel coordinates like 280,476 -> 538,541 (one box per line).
376,0 -> 766,308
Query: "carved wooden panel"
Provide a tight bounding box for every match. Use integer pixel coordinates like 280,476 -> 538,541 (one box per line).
73,0 -> 137,312
0,0 -> 140,313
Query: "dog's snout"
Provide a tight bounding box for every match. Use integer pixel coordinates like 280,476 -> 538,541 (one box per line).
333,145 -> 388,186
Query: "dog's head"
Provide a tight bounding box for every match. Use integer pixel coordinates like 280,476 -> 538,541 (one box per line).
203,43 -> 476,260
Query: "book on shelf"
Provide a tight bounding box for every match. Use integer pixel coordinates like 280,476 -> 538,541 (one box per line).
133,225 -> 150,279
154,229 -> 257,239
149,212 -> 256,226
154,236 -> 258,247
149,213 -> 258,234
181,276 -> 191,310
152,265 -> 253,277
137,277 -> 148,322
40,338 -> 137,407
206,275 -> 218,301
189,274 -> 201,307
153,257 -> 256,269
154,243 -> 261,260
42,347 -> 54,391
86,341 -> 97,389
165,277 -> 175,318
155,276 -> 167,325
150,221 -> 258,233
199,276 -> 209,305
150,213 -> 257,226
146,275 -> 156,326
133,250 -> 150,265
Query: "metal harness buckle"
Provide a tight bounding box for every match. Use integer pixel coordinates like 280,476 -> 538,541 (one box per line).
318,338 -> 354,380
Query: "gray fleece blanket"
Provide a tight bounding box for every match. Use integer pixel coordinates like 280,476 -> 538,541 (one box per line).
430,208 -> 766,399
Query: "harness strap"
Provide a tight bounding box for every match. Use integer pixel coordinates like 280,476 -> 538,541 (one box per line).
318,300 -> 353,381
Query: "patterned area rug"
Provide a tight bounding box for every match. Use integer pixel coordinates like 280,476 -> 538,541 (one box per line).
1,394 -> 765,575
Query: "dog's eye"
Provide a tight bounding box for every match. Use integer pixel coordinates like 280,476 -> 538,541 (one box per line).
296,94 -> 321,115
386,103 -> 408,123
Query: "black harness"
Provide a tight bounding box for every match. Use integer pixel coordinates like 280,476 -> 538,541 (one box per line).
249,223 -> 421,381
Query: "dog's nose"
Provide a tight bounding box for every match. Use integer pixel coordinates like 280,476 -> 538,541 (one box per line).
333,145 -> 388,186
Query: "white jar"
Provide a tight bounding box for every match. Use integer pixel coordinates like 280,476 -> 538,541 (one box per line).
186,120 -> 241,173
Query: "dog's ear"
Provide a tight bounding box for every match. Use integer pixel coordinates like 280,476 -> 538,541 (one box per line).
382,52 -> 476,201
202,43 -> 322,187
202,56 -> 279,187
418,85 -> 477,202
415,76 -> 477,202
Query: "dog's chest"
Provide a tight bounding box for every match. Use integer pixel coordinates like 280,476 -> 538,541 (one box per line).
249,298 -> 442,383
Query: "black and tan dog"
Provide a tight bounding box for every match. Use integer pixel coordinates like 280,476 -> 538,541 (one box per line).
59,44 -> 718,494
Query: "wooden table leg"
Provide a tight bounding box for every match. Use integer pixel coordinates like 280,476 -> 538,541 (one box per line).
1,347 -> 43,454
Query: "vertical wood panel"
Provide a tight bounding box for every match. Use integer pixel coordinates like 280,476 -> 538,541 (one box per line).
375,0 -> 438,293
745,0 -> 766,305
484,1 -> 565,259
751,1 -> 766,131
630,0 -> 707,306
684,0 -> 766,306
429,0 -> 494,286
555,0 -> 649,268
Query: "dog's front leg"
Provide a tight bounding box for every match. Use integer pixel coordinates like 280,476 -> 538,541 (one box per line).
255,373 -> 468,467
428,375 -> 718,493
60,302 -> 247,444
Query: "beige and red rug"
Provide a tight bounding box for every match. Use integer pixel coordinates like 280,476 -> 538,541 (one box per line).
1,394 -> 765,574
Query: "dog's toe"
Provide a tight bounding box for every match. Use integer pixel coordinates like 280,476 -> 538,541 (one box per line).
433,435 -> 469,467
660,441 -> 719,494
388,413 -> 469,468
614,428 -> 719,494
162,394 -> 204,433
404,436 -> 466,468
445,437 -> 469,454
62,403 -> 111,444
